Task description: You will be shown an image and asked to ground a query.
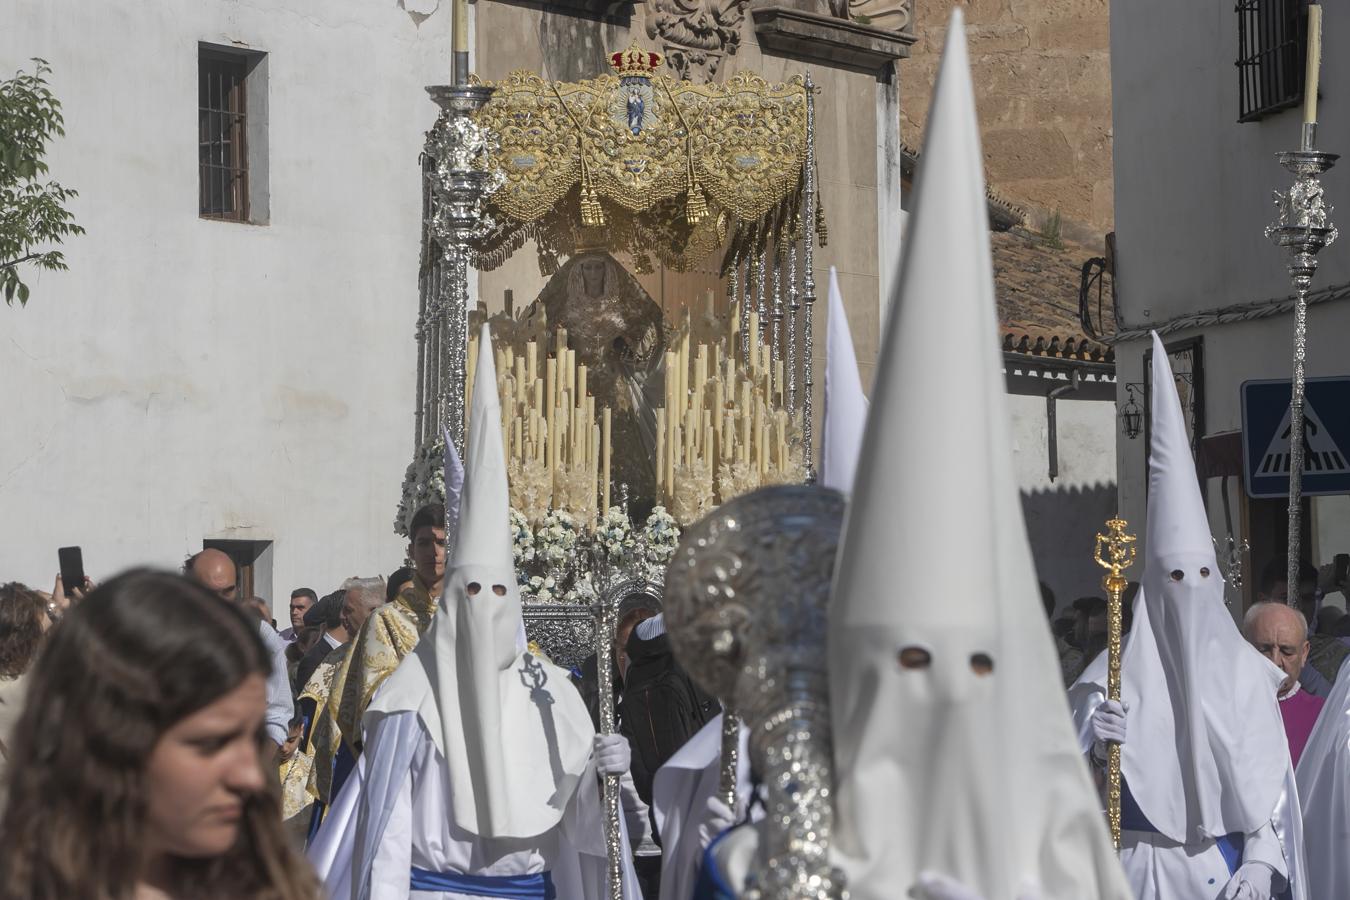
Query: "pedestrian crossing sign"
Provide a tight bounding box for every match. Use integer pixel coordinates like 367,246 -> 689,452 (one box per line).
1242,377 -> 1350,499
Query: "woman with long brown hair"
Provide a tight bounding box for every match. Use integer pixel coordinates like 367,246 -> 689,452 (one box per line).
0,582 -> 49,789
0,569 -> 319,900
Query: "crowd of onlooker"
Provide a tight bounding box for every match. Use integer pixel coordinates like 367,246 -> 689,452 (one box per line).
0,532 -> 717,900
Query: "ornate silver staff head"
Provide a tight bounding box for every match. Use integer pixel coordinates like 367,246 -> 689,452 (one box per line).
664,484 -> 846,900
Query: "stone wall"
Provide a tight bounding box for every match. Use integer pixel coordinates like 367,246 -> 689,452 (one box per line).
903,0 -> 1113,240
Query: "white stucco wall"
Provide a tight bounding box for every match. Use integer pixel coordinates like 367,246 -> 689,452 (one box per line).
1,1 -> 456,614
1110,2 -> 1350,324
1110,3 -> 1350,593
1006,389 -> 1119,613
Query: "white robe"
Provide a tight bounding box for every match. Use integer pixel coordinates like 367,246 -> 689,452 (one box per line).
309,710 -> 642,900
1070,657 -> 1308,900
651,714 -> 752,900
1294,656 -> 1350,898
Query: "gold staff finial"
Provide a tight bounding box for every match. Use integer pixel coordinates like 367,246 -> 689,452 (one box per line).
1093,515 -> 1136,853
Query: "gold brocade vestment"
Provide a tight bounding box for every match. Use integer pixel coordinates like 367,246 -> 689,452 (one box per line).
302,642 -> 352,805
331,578 -> 439,755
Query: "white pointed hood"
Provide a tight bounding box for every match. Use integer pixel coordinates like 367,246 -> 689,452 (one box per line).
443,429 -> 466,553
827,11 -> 1129,899
822,267 -> 869,494
1113,332 -> 1288,842
369,323 -> 593,839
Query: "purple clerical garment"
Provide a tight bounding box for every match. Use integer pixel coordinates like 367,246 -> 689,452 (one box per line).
1280,685 -> 1325,768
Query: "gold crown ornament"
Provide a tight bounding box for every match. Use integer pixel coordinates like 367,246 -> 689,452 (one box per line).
610,44 -> 664,80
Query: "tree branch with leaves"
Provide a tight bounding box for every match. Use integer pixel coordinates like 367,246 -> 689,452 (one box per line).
1,59 -> 84,306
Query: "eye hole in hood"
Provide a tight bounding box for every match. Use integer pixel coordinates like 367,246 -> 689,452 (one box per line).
898,646 -> 932,670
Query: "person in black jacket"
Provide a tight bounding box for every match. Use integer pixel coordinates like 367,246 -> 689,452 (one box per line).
619,613 -> 721,805
572,598 -> 662,731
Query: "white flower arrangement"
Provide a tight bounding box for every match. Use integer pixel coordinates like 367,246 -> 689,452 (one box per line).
395,435 -> 448,536
640,505 -> 681,574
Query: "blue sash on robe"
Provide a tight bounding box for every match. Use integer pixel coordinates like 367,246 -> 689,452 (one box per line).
409,868 -> 556,899
1120,779 -> 1245,876
692,829 -> 740,900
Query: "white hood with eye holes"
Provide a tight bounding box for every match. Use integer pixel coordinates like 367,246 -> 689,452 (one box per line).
826,11 -> 1130,900
1113,334 -> 1288,843
368,323 -> 594,840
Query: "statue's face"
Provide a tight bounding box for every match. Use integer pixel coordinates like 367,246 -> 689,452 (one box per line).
580,258 -> 607,298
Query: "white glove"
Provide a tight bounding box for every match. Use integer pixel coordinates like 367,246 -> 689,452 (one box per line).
1221,862 -> 1275,900
697,795 -> 737,849
1089,699 -> 1127,762
593,733 -> 631,775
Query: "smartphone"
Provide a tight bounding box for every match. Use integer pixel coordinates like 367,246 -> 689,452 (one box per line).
58,546 -> 85,591
1336,553 -> 1350,584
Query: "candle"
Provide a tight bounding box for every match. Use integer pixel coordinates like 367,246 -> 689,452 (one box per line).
514,419 -> 524,464
655,408 -> 666,495
602,408 -> 612,512
592,423 -> 601,523
578,365 -> 588,403
526,340 -> 537,386
466,337 -> 479,426
453,0 -> 468,53
545,357 -> 556,463
777,415 -> 787,473
1305,3 -> 1323,126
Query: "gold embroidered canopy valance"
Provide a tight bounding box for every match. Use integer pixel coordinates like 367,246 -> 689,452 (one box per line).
464,46 -> 814,273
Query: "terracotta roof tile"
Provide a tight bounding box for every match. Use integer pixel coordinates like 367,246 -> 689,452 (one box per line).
992,228 -> 1112,363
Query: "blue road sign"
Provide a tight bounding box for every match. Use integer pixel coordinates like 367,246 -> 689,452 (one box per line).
1242,377 -> 1350,499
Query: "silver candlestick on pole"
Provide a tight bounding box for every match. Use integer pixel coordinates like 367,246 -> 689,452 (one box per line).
1265,120 -> 1338,602
426,49 -> 500,456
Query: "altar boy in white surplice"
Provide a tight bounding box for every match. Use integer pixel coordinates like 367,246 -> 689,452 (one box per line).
323,323 -> 643,900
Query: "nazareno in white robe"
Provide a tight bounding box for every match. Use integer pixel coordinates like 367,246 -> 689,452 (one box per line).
651,714 -> 752,900
307,708 -> 643,900
1070,647 -> 1308,900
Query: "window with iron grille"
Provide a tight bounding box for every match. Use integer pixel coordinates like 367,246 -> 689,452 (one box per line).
1236,0 -> 1307,122
199,50 -> 250,220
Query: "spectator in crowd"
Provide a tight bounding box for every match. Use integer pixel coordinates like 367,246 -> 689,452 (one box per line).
1316,605 -> 1346,636
1244,600 -> 1326,767
1260,557 -> 1347,695
284,626 -> 321,687
185,549 -> 293,752
620,612 -> 720,804
0,583 -> 49,798
326,504 -> 445,766
294,592 -> 355,832
618,610 -> 720,897
45,572 -> 93,624
574,598 -> 658,732
1072,595 -> 1109,668
0,570 -> 318,900
245,596 -> 274,628
279,713 -> 314,846
293,591 -> 347,697
282,588 -> 318,643
385,566 -> 415,603
338,577 -> 386,641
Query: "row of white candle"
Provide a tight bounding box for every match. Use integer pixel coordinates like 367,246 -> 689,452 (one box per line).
466,330 -> 613,522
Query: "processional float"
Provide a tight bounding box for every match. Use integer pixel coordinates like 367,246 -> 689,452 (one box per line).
398,38 -> 827,898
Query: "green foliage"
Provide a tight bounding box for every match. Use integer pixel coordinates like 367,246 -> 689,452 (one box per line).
1,59 -> 84,306
1036,208 -> 1064,251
